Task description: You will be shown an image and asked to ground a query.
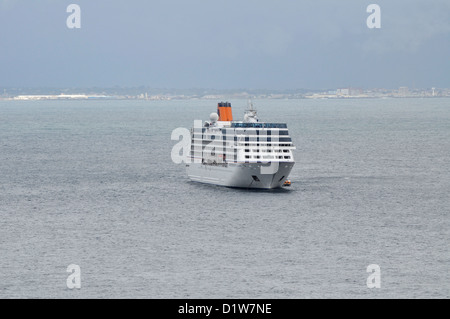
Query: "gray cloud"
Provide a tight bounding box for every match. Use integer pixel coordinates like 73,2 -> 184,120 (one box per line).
0,0 -> 449,89
362,1 -> 450,54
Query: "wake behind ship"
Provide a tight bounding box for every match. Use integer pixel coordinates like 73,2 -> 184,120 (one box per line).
186,101 -> 295,189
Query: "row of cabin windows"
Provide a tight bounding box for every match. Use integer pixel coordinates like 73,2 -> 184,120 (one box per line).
245,149 -> 290,153
245,155 -> 291,159
192,140 -> 292,148
194,135 -> 290,141
194,128 -> 289,134
193,135 -> 239,141
191,146 -> 237,153
192,139 -> 292,149
243,143 -> 291,147
231,123 -> 287,128
244,137 -> 291,142
231,130 -> 290,136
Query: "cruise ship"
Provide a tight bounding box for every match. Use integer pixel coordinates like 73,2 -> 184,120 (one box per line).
186,101 -> 295,189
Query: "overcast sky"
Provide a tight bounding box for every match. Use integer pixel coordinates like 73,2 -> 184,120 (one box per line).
0,0 -> 449,89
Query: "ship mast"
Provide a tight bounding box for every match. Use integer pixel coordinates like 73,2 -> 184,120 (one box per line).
244,99 -> 259,123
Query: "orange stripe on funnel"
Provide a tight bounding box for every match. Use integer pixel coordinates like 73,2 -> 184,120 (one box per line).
217,102 -> 233,121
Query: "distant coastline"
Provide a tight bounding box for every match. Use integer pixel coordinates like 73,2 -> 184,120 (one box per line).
1,87 -> 449,101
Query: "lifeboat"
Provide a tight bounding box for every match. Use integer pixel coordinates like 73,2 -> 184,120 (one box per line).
283,180 -> 291,187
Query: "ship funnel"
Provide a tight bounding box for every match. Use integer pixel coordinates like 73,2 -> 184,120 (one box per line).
217,102 -> 233,121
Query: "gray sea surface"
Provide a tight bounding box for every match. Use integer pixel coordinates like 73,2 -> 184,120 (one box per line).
0,98 -> 449,298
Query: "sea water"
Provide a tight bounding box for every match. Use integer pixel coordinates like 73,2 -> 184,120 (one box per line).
0,98 -> 448,298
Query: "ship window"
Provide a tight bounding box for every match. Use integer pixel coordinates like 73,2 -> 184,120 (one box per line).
245,149 -> 249,152
245,155 -> 250,159
284,156 -> 290,159
252,175 -> 260,182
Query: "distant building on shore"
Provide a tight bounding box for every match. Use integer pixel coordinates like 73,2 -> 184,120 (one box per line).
337,87 -> 363,96
13,94 -> 88,100
12,94 -> 115,100
398,87 -> 409,96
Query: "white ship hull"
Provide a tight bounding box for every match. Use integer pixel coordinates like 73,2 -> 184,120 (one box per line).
186,162 -> 294,189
